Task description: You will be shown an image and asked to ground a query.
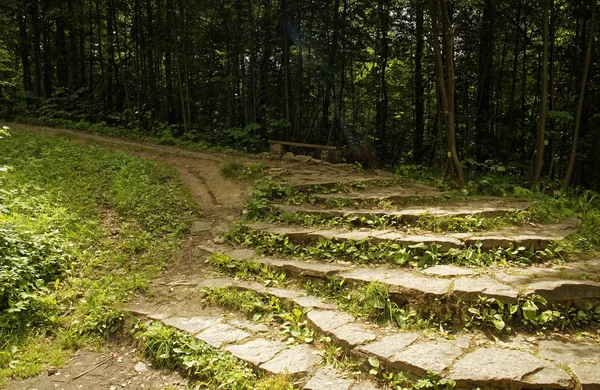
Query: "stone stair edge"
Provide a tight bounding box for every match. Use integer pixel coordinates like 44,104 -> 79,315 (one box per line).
123,303 -> 379,389
271,200 -> 535,219
148,277 -> 600,390
200,244 -> 600,305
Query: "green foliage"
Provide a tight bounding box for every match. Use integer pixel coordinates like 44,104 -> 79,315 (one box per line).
208,253 -> 286,287
202,287 -> 314,345
0,226 -> 69,328
466,295 -> 600,333
227,227 -> 558,268
0,129 -> 198,382
220,160 -> 266,180
135,321 -> 261,389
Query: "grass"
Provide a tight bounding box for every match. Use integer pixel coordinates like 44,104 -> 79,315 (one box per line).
134,321 -> 295,390
0,127 -> 200,384
220,160 -> 266,180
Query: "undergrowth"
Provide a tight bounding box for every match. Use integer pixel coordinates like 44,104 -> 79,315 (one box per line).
202,287 -> 315,345
226,226 -> 563,268
221,161 -> 266,180
134,320 -> 295,390
0,128 -> 199,384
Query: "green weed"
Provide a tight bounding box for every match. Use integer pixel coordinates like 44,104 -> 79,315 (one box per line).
208,253 -> 286,287
135,321 -> 291,389
0,130 -> 199,383
221,160 -> 266,180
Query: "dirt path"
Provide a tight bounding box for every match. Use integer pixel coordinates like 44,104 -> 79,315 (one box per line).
4,123 -> 399,389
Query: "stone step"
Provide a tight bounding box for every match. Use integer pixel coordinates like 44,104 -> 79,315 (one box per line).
194,277 -> 599,390
124,299 -> 379,389
201,244 -> 600,305
273,200 -> 534,222
287,176 -> 398,191
243,219 -> 580,251
311,184 -> 443,203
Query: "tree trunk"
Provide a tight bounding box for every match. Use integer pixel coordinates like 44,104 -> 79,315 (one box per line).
475,0 -> 494,160
18,4 -> 32,92
563,0 -> 596,190
531,0 -> 550,188
428,0 -> 465,185
322,0 -> 341,139
413,0 -> 425,162
375,0 -> 389,164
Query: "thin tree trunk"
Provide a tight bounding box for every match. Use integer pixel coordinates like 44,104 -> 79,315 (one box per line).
475,0 -> 494,160
322,0 -> 341,138
18,4 -> 32,92
414,0 -> 425,162
429,0 -> 465,185
531,0 -> 550,188
563,0 -> 596,190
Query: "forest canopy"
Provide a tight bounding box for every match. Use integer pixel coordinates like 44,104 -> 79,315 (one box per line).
0,0 -> 598,188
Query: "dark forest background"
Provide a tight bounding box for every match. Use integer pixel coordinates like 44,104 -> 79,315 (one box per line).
0,0 -> 598,188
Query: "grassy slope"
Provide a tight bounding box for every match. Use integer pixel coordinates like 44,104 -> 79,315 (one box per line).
0,129 -> 199,383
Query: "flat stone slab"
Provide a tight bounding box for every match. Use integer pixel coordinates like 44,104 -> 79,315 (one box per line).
386,273 -> 452,298
225,338 -> 287,366
311,185 -> 443,202
306,309 -> 355,333
303,368 -> 353,390
256,256 -> 349,277
448,347 -> 573,389
328,322 -> 377,349
524,279 -> 600,302
357,333 -> 420,360
260,344 -> 321,375
293,296 -> 337,310
195,323 -> 251,348
275,200 -> 533,221
452,276 -> 519,303
390,340 -> 463,377
467,218 -> 581,250
162,316 -> 220,334
339,268 -> 451,298
421,265 -> 477,277
245,220 -> 579,252
539,339 -> 600,389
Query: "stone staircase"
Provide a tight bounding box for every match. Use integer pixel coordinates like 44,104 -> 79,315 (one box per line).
127,177 -> 600,389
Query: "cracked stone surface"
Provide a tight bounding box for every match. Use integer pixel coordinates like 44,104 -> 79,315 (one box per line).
328,322 -> 377,349
452,276 -> 519,303
162,316 -> 220,334
448,348 -> 573,389
539,339 -> 600,390
260,344 -> 321,375
293,296 -> 337,310
311,185 -> 442,202
524,279 -> 600,302
421,265 -> 477,277
390,340 -> 463,377
306,309 -> 355,333
246,219 -> 578,253
386,273 -> 452,297
225,338 -> 286,366
194,323 -> 251,348
276,201 -> 533,221
357,333 -> 420,360
303,368 -> 353,390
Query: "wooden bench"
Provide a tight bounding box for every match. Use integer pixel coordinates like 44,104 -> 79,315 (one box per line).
268,140 -> 342,163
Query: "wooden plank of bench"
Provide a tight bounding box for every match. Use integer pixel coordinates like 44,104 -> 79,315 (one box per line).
268,140 -> 338,150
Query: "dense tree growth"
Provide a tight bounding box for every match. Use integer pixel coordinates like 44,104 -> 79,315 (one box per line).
0,0 -> 598,187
